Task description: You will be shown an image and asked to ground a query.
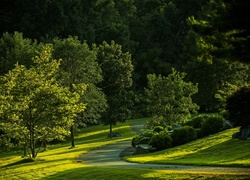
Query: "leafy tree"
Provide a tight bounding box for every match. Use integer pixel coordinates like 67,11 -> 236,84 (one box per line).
0,45 -> 86,158
52,36 -> 106,147
0,32 -> 38,75
96,41 -> 134,136
226,87 -> 250,128
145,69 -> 199,127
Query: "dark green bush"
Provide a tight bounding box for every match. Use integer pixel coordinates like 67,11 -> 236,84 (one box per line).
199,115 -> 225,137
131,130 -> 154,148
226,86 -> 250,128
153,126 -> 164,133
149,131 -> 172,150
171,126 -> 197,147
185,115 -> 207,128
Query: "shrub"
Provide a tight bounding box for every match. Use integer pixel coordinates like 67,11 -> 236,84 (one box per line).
131,130 -> 154,148
226,86 -> 250,128
171,126 -> 197,147
153,126 -> 164,133
149,131 -> 172,150
199,115 -> 225,137
185,115 -> 207,128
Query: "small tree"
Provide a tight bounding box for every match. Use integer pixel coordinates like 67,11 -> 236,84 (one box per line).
145,68 -> 199,126
0,45 -> 86,158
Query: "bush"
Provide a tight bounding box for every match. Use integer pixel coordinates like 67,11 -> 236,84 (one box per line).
185,115 -> 207,128
171,126 -> 197,147
149,131 -> 172,150
131,130 -> 154,148
153,126 -> 164,133
199,115 -> 225,137
226,86 -> 250,128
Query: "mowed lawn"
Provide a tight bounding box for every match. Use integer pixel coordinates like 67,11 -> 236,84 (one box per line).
125,127 -> 250,167
0,118 -> 250,180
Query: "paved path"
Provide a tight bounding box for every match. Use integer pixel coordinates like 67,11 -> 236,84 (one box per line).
77,123 -> 250,174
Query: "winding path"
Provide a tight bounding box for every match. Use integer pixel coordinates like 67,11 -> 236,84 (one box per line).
77,123 -> 250,174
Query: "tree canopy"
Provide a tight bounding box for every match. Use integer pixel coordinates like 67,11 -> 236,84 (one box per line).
145,69 -> 199,127
0,45 -> 86,158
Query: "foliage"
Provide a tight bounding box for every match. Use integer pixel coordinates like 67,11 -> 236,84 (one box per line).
153,126 -> 164,133
149,130 -> 172,150
184,58 -> 249,111
185,115 -> 207,129
145,69 -> 199,126
199,115 -> 225,137
187,0 -> 250,64
226,86 -> 250,128
52,36 -> 107,126
131,129 -> 154,148
52,36 -> 106,147
0,32 -> 38,75
96,41 -> 134,134
171,126 -> 197,147
0,45 -> 86,158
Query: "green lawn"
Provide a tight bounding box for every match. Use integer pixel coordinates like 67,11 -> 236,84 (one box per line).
1,118 -> 250,180
125,127 -> 250,167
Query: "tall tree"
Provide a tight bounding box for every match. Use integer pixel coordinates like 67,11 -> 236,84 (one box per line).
52,36 -> 107,147
0,45 -> 86,158
187,0 -> 250,64
184,0 -> 250,111
96,41 -> 134,136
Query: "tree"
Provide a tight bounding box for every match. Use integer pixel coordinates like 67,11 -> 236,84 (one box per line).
187,0 -> 250,64
226,87 -> 250,128
0,32 -> 38,75
145,69 -> 199,127
0,45 -> 86,158
52,36 -> 106,147
184,0 -> 250,111
184,58 -> 249,111
96,41 -> 134,136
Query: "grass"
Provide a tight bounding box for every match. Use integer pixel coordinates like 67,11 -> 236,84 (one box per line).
0,118 -> 250,179
125,127 -> 250,167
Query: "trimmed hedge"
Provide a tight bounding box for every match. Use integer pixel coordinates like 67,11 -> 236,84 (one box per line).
149,131 -> 172,150
171,126 -> 197,147
199,115 -> 225,137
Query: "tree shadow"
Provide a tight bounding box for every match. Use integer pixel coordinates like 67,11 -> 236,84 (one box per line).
1,158 -> 35,168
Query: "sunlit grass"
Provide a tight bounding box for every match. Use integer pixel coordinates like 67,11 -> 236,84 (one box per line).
1,118 -> 250,179
0,119 -> 146,180
125,127 -> 250,167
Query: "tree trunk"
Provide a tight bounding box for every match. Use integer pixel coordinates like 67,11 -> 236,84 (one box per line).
70,125 -> 75,148
43,139 -> 47,151
23,145 -> 27,157
109,123 -> 113,138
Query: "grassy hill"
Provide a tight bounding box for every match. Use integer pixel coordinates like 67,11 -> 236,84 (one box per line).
0,118 -> 250,180
125,127 -> 250,167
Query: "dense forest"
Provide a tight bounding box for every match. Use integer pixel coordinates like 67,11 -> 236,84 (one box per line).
0,0 -> 250,157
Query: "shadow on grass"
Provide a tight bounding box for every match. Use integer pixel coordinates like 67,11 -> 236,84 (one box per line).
1,158 -> 35,168
41,166 -> 250,180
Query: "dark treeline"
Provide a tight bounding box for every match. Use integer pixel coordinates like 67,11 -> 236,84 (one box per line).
0,0 -> 249,113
